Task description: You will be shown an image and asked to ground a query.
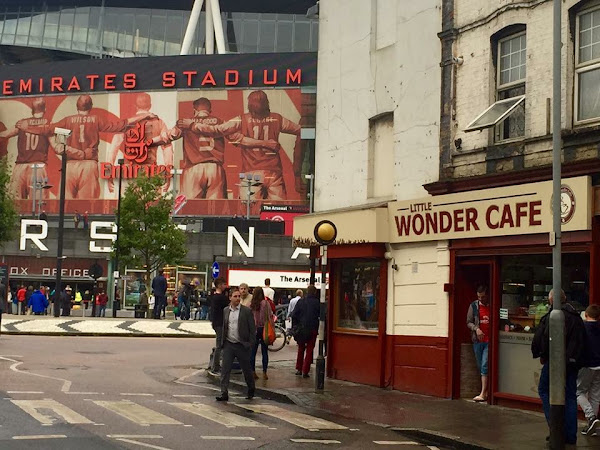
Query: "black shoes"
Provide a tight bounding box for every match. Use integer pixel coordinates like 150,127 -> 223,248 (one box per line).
582,416 -> 600,435
246,389 -> 255,400
302,373 -> 309,378
295,370 -> 302,376
215,394 -> 229,402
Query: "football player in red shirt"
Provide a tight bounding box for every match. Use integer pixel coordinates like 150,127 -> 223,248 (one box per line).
177,90 -> 303,200
106,93 -> 174,194
17,95 -> 154,199
1,98 -> 51,199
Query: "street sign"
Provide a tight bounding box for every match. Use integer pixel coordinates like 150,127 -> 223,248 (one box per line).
211,262 -> 220,279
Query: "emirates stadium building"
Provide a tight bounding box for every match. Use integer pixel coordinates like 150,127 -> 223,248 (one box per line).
0,0 -> 319,308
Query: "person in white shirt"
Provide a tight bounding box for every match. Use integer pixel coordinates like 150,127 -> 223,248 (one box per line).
263,278 -> 275,302
287,289 -> 304,330
216,287 -> 256,402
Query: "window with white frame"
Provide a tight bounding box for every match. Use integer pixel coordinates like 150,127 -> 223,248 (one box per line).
466,32 -> 526,141
576,7 -> 600,123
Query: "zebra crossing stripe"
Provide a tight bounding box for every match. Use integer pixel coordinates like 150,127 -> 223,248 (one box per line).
234,404 -> 347,430
11,399 -> 93,425
93,401 -> 182,425
169,402 -> 267,428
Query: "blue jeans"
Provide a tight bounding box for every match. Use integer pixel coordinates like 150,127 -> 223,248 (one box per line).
97,305 -> 106,317
251,327 -> 269,372
473,342 -> 488,375
538,363 -> 578,444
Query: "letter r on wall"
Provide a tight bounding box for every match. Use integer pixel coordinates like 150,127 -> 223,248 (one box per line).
20,219 -> 49,251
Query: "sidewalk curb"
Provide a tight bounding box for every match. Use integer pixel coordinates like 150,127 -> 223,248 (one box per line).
1,331 -> 214,338
392,428 -> 491,450
205,369 -> 295,404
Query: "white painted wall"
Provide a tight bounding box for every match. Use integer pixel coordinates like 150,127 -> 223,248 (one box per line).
315,0 -> 448,338
314,0 -> 442,210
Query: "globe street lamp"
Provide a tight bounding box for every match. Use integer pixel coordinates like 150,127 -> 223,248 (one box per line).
313,220 -> 337,392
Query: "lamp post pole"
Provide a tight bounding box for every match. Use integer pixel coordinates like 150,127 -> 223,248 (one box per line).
54,147 -> 67,317
549,0 -> 565,447
305,174 -> 315,213
315,244 -> 327,391
113,158 -> 124,318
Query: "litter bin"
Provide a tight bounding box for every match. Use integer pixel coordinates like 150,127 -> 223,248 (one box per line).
134,304 -> 148,319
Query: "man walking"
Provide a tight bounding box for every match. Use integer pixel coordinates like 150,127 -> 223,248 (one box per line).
210,277 -> 229,373
151,269 -> 167,320
532,288 -> 587,445
263,278 -> 275,303
216,287 -> 256,402
466,285 -> 490,403
240,283 -> 253,307
292,285 -> 320,378
577,304 -> 600,436
287,289 -> 303,322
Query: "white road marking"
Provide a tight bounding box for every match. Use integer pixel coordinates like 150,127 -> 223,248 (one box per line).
172,394 -> 206,398
373,442 -> 422,445
12,435 -> 67,440
7,391 -> 44,394
0,356 -> 99,395
290,439 -> 341,444
235,404 -> 347,430
11,399 -> 93,425
94,401 -> 182,425
201,436 -> 255,440
115,438 -> 173,450
121,393 -> 154,397
107,435 -> 163,439
174,368 -> 220,391
169,402 -> 266,428
428,447 -> 440,450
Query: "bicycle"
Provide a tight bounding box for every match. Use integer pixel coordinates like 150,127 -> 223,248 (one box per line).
268,323 -> 291,352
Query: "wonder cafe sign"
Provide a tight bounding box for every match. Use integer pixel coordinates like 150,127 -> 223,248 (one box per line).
388,176 -> 591,243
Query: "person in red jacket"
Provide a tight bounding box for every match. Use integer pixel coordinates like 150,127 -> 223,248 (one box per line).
96,289 -> 108,317
16,286 -> 27,315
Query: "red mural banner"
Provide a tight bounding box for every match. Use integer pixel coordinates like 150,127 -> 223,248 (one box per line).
1,88 -> 315,216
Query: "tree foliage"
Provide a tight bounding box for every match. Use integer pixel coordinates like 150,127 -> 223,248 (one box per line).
0,157 -> 18,246
114,175 -> 187,288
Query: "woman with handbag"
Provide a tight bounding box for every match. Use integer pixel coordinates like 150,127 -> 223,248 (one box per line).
250,287 -> 274,380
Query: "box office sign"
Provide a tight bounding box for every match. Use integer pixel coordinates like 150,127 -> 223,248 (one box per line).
388,176 -> 592,243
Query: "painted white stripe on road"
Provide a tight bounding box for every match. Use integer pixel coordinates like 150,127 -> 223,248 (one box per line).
115,438 -> 173,450
201,436 -> 255,441
235,404 -> 347,430
290,439 -> 341,444
120,393 -> 154,397
169,402 -> 266,428
11,399 -> 93,425
172,394 -> 206,398
107,435 -> 163,439
373,442 -> 422,445
12,435 -> 67,440
7,391 -> 44,394
94,401 -> 182,425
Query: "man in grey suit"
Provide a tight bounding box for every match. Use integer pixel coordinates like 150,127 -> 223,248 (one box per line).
216,286 -> 256,401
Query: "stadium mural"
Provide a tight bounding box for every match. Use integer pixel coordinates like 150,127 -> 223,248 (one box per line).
0,53 -> 316,216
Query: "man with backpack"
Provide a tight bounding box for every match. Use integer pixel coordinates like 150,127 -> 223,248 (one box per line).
532,289 -> 587,445
292,285 -> 320,378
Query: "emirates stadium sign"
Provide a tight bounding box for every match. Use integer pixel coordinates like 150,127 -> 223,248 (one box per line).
0,53 -> 316,217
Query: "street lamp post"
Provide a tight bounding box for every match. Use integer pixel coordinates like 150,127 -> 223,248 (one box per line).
305,174 -> 315,213
54,130 -> 72,317
239,173 -> 262,219
30,163 -> 45,217
313,220 -> 337,392
113,158 -> 124,318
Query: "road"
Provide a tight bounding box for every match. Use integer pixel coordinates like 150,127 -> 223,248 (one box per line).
0,335 -> 445,449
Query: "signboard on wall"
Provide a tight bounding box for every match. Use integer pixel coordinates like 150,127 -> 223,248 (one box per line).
0,53 -> 316,217
260,204 -> 309,236
228,269 -> 328,289
388,176 -> 592,243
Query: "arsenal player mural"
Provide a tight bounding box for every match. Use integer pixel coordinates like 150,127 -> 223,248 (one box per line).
0,88 -> 313,216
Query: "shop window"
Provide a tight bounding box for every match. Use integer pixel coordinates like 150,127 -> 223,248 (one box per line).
497,253 -> 589,398
466,31 -> 526,141
336,260 -> 380,332
575,6 -> 600,123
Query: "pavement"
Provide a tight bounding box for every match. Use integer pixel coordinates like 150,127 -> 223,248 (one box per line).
0,313 -> 215,337
206,359 -> 600,449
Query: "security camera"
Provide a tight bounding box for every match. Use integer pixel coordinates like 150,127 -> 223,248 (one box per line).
452,56 -> 464,65
54,127 -> 72,137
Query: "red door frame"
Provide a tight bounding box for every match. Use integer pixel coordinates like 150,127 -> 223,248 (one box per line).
449,256 -> 498,399
326,244 -> 388,387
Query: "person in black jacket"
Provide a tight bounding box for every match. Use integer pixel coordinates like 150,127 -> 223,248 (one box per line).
151,269 -> 167,319
577,304 -> 600,436
532,288 -> 587,445
209,277 -> 229,373
292,285 -> 320,378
